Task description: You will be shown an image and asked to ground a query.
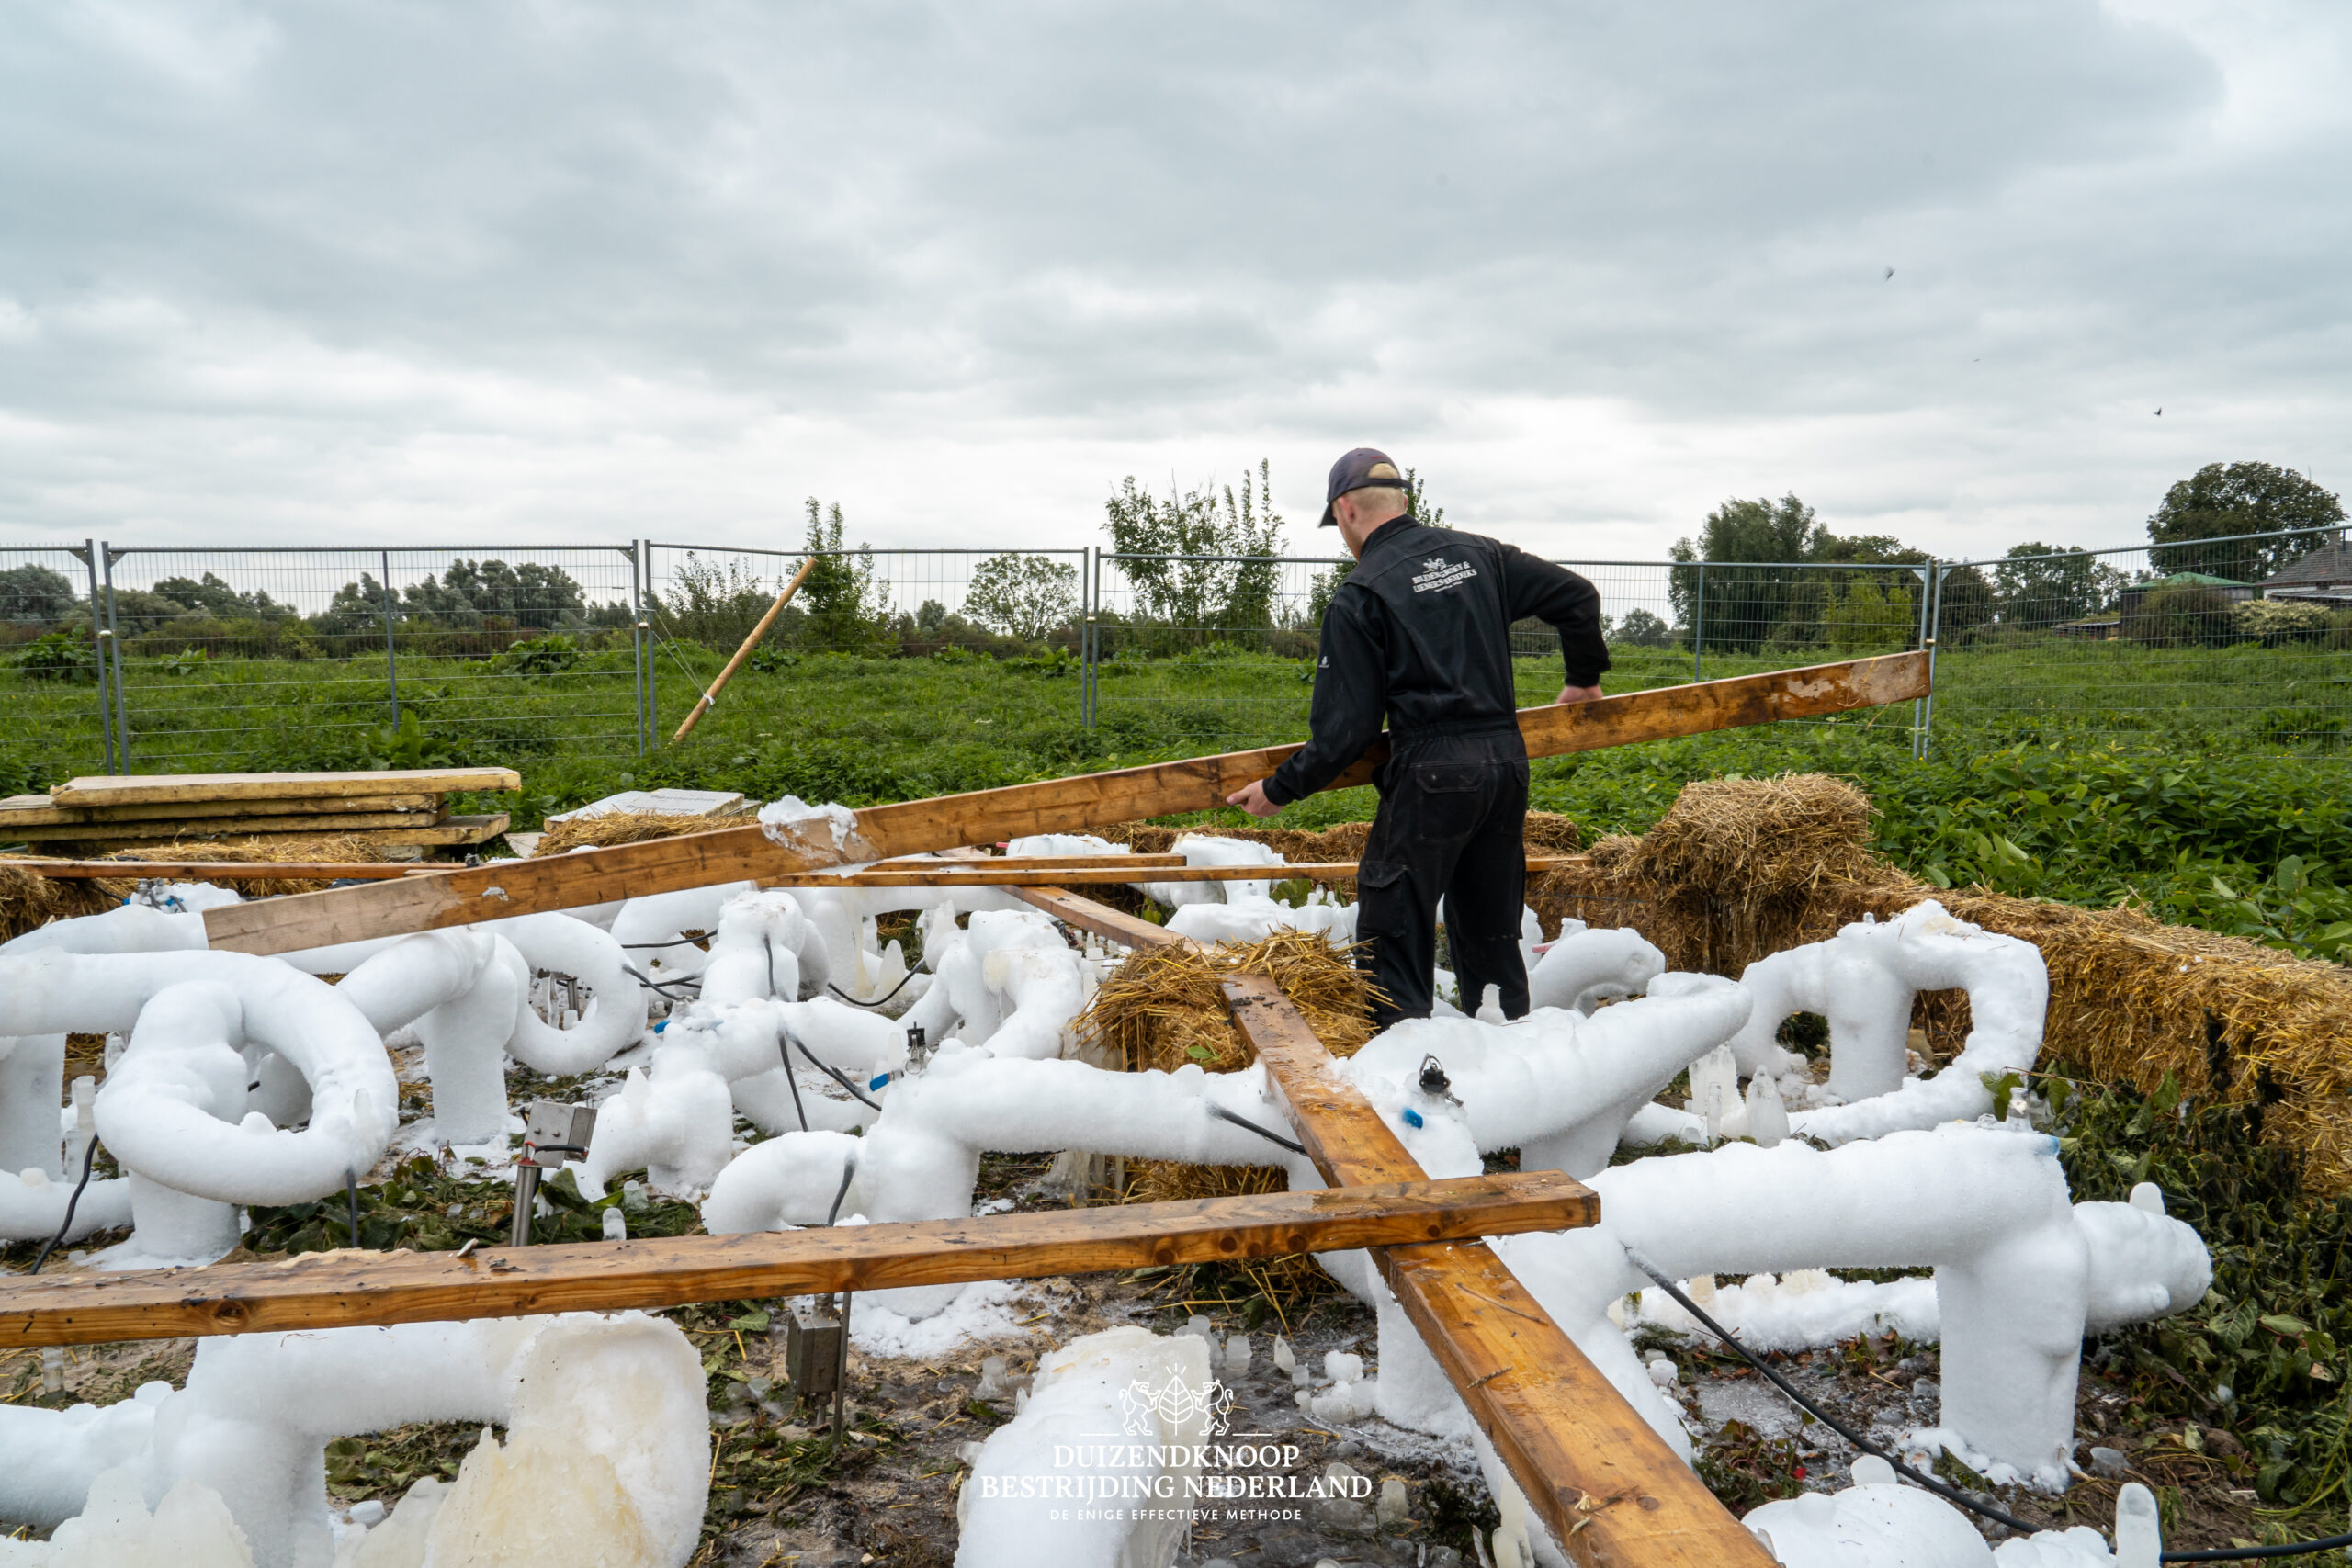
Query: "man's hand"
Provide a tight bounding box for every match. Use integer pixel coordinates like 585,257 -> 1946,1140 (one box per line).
1227,780 -> 1282,819
1556,683 -> 1603,705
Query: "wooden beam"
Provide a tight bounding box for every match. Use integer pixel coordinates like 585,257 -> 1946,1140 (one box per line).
202,652 -> 1925,955
51,768 -> 519,807
1011,885 -> 1190,950
3,809 -> 450,840
863,852 -> 1191,872
1223,975 -> 1774,1568
0,860 -> 440,881
672,557 -> 817,741
0,793 -> 441,827
0,1173 -> 1590,1348
754,855 -> 1583,889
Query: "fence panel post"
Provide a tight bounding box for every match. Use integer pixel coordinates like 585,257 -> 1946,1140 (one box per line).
631,539 -> 649,755
97,541 -> 129,769
1691,561 -> 1705,682
1081,547 -> 1097,730
78,538 -> 116,774
1918,563 -> 1945,761
379,549 -> 401,726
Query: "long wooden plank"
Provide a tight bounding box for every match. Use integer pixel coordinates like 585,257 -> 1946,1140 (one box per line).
4,809 -> 450,841
0,860 -> 439,881
1012,885 -> 1191,950
865,852 -> 1191,871
1222,975 -> 1773,1568
204,652 -> 1926,955
19,813 -> 508,848
0,793 -> 441,827
0,1173 -> 1590,1348
756,855 -> 1582,889
51,768 -> 518,807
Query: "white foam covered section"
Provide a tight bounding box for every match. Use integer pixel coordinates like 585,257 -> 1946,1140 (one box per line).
1526,924 -> 1666,1015
0,1031 -> 133,1242
608,882 -> 758,987
0,907 -> 208,957
0,1314 -> 706,1568
1140,834 -> 1283,909
956,1327 -> 1212,1568
1741,1460 -> 2137,1565
1166,892 -> 1357,946
0,1468 -> 257,1567
1720,901 -> 2048,1142
902,910 -> 1085,1060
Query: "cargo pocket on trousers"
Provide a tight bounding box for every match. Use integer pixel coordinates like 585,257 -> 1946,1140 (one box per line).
1411,761 -> 1489,838
1357,859 -> 1408,900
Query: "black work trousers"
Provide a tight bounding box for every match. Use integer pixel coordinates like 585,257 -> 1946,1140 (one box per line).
1355,726 -> 1531,1030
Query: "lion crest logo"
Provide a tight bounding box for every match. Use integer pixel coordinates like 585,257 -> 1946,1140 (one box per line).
1118,1371 -> 1234,1437
1424,558 -> 1449,571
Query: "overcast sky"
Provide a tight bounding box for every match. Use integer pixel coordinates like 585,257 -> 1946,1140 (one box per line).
1,0 -> 2344,564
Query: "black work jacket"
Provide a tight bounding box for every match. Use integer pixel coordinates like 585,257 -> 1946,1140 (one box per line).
1263,519 -> 1609,806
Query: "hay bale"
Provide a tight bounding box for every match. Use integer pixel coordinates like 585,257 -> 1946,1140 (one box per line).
78,836 -> 404,897
0,863 -> 130,943
1079,927 -> 1385,1304
535,808 -> 723,856
1530,775 -> 1898,968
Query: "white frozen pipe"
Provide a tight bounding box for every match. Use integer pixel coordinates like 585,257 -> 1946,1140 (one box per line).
1526,926 -> 1666,1016
1740,1458 -> 2144,1567
1715,901 -> 2049,1143
1003,833 -> 1125,857
2,1313 -> 712,1568
704,1055 -> 1299,1234
0,907 -> 207,956
955,1326 -> 1213,1568
1140,834 -> 1283,908
902,910 -> 1081,1057
494,913 -> 650,1076
334,931 -> 512,1144
608,881 -> 759,985
0,1385 -> 168,1529
575,1055 -> 740,1197
1583,1126 -> 2209,1484
1339,975 -> 1753,1179
0,1032 -> 67,1178
1165,894 -> 1358,946
5,952 -> 395,1215
3,1466 -> 258,1567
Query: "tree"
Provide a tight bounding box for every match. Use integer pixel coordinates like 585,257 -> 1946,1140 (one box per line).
1990,543 -> 2128,629
797,498 -> 895,653
2147,462 -> 2344,581
1103,459 -> 1286,635
963,553 -> 1080,641
1824,580 -> 1916,651
0,564 -> 78,625
149,572 -> 292,621
400,559 -> 588,629
1612,607 -> 1672,648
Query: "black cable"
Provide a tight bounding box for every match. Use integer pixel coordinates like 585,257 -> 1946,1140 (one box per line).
826,968 -> 922,1009
345,1169 -> 362,1250
778,1034 -> 809,1132
791,1034 -> 880,1110
619,962 -> 701,998
826,1157 -> 857,1225
28,1137 -> 101,1275
1206,1102 -> 1307,1157
622,934 -> 712,950
1628,1251 -> 2352,1562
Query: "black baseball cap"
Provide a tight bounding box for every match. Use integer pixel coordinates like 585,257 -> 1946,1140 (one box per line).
1318,447 -> 1408,526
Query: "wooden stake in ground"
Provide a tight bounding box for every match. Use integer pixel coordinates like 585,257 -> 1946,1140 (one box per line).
672,557 -> 818,741
203,652 -> 1928,954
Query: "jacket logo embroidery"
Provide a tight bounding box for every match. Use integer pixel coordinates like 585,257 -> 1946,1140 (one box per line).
1409,557 -> 1479,594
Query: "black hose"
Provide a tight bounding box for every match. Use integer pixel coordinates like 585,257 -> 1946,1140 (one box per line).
1206,1102 -> 1307,1157
826,1156 -> 857,1226
779,1032 -> 810,1133
622,934 -> 713,950
791,1034 -> 880,1111
345,1169 -> 362,1249
28,1137 -> 101,1275
826,968 -> 922,1009
1626,1250 -> 2352,1562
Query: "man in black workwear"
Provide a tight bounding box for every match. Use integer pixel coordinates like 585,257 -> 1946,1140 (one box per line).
1226,448 -> 1608,1029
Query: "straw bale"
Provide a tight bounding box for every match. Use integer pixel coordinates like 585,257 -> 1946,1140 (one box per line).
0,836 -> 412,939
0,863 -> 130,942
535,808 -> 718,856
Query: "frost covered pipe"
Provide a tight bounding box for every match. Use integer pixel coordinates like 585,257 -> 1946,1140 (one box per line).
1525,925 -> 1666,1016
1340,975 -> 1752,1179
1166,894 -> 1357,946
1719,901 -> 2048,1142
0,1313 -> 715,1568
3,952 -> 394,1213
495,913 -> 649,1076
1139,834 -> 1283,908
705,1055 -> 1297,1232
902,910 -> 1085,1059
1582,1127 -> 2208,1483
0,1032 -> 68,1178
608,882 -> 759,985
955,1327 -> 1213,1568
0,906 -> 207,957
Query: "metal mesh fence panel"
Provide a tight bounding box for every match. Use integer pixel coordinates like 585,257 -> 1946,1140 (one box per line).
1089,552 -> 1930,754
640,544 -> 1089,738
0,539 -> 114,785
95,544 -> 641,773
1929,525 -> 2352,757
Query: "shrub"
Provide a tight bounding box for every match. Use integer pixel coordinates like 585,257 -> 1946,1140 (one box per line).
2236,598 -> 2335,647
492,635 -> 581,676
2123,585 -> 2241,647
10,631 -> 96,682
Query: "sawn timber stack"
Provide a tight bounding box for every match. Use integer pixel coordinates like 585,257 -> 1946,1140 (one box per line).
204,651 -> 1927,954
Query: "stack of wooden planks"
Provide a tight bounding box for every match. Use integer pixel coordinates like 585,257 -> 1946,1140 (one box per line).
0,768 -> 520,851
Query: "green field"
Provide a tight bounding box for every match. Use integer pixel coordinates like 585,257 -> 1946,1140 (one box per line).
9,636 -> 2352,961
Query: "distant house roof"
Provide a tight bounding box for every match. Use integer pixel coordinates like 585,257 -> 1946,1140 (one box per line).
2261,537 -> 2352,588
